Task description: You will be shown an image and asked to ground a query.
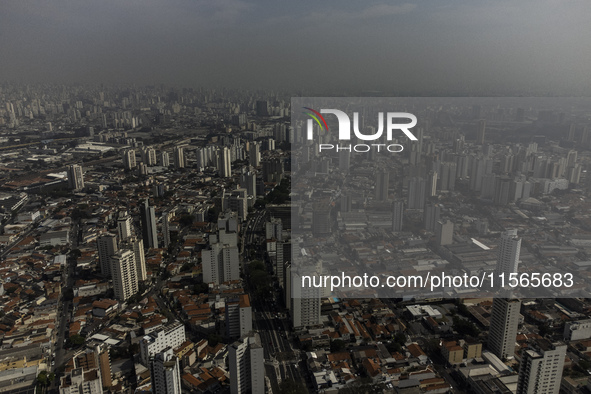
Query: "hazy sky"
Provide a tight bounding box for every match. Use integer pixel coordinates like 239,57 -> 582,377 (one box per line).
1,0 -> 590,94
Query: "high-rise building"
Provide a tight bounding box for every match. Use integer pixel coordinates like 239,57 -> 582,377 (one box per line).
140,199 -> 158,249
435,220 -> 453,246
117,211 -> 133,241
97,234 -> 118,277
426,170 -> 438,198
218,147 -> 232,178
110,249 -> 138,301
225,294 -> 253,340
202,243 -> 239,285
67,164 -> 85,191
291,268 -> 322,328
120,236 -> 147,282
140,322 -> 186,366
423,203 -> 441,232
312,203 -> 331,235
59,367 -> 103,394
339,150 -> 350,172
228,333 -> 265,394
142,147 -> 157,166
123,149 -> 136,170
150,348 -> 182,394
262,157 -> 284,183
392,200 -> 404,232
408,177 -> 426,209
516,339 -> 566,394
240,170 -> 257,197
375,171 -> 390,201
173,146 -> 185,169
159,151 -> 170,167
488,298 -> 521,360
249,142 -> 260,167
496,229 -> 521,276
265,217 -> 283,241
162,210 -> 173,248
255,100 -> 269,117
276,240 -> 291,287
439,162 -> 457,191
476,119 -> 486,145
223,188 -> 248,221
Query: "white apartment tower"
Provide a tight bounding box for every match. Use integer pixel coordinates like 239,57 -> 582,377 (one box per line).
123,149 -> 136,170
291,269 -> 322,329
140,322 -> 186,366
120,236 -> 147,282
496,229 -> 521,276
142,147 -> 157,166
173,146 -> 185,169
97,233 -> 118,277
218,147 -> 232,178
202,242 -> 239,285
117,211 -> 133,241
150,348 -> 182,394
225,294 -> 253,340
516,340 -> 566,394
160,151 -> 170,167
110,250 -> 138,301
488,298 -> 521,360
228,333 -> 264,394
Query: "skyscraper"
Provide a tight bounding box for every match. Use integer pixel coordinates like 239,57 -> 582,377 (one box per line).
375,171 -> 389,201
120,236 -> 147,282
202,242 -> 239,285
225,294 -> 253,340
496,229 -> 521,277
142,147 -> 157,166
423,203 -> 441,232
162,210 -> 173,249
426,170 -> 437,198
516,339 -> 566,394
150,348 -> 182,394
173,146 -> 185,169
255,100 -> 269,117
229,333 -> 265,394
249,142 -> 260,167
117,211 -> 133,241
140,199 -> 158,249
435,220 -> 453,246
67,164 -> 84,191
291,267 -> 322,328
488,298 -> 521,360
476,119 -> 486,145
408,177 -> 426,209
339,149 -> 350,172
97,234 -> 118,277
159,151 -> 170,167
218,147 -> 232,178
122,149 -> 136,170
392,200 -> 404,232
140,322 -> 186,366
110,249 -> 138,301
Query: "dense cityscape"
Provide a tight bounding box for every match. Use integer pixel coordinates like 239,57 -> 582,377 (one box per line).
1,85 -> 591,394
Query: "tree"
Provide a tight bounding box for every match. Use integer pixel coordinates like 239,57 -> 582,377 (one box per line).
208,333 -> 223,347
452,316 -> 480,337
278,379 -> 307,394
179,214 -> 194,227
330,339 -> 346,353
70,334 -> 85,346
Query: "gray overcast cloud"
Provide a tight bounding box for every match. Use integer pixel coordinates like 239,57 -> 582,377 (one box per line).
1,0 -> 590,94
